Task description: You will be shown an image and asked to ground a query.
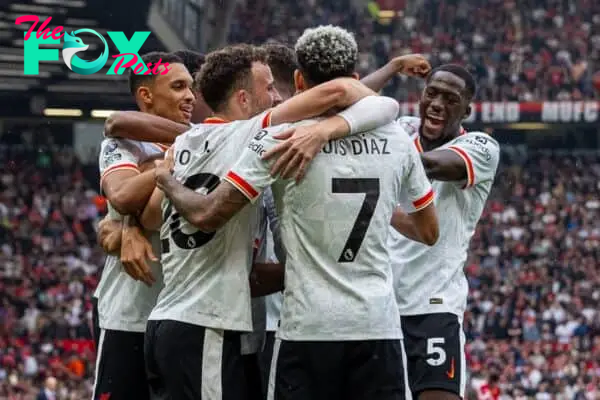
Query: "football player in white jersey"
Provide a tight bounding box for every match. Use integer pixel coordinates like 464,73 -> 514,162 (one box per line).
387,65 -> 500,400
93,52 -> 195,400
137,43 -> 399,400
149,26 -> 439,400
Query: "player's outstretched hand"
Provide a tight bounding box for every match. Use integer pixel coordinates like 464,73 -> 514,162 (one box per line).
120,226 -> 157,287
97,216 -> 122,255
393,54 -> 431,78
261,124 -> 327,182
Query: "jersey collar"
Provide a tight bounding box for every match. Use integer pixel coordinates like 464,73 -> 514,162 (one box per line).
204,117 -> 228,124
415,126 -> 467,153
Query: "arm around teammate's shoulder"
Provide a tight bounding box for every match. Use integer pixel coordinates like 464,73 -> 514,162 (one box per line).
105,111 -> 189,143
269,77 -> 377,126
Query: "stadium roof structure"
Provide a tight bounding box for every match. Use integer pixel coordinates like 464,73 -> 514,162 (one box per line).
0,0 -> 164,119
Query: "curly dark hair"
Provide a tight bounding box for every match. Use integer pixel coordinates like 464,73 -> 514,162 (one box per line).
263,42 -> 297,94
128,51 -> 183,95
295,25 -> 357,85
197,44 -> 268,112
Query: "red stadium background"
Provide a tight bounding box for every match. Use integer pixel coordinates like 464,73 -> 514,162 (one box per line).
0,0 -> 599,398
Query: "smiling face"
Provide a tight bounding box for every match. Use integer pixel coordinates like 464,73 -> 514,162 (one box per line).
145,62 -> 196,124
419,70 -> 472,142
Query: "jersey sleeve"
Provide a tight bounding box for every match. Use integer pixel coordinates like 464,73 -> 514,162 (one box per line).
446,133 -> 500,189
224,127 -> 284,204
397,143 -> 434,213
98,138 -> 141,185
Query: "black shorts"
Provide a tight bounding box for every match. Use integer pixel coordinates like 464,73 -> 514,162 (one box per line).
92,329 -> 150,400
400,313 -> 465,398
269,339 -> 405,400
145,319 -> 258,400
92,297 -> 100,351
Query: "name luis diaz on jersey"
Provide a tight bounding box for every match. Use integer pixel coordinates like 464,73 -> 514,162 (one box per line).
248,130 -> 390,157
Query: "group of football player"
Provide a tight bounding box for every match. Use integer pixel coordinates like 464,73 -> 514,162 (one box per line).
92,24 -> 499,400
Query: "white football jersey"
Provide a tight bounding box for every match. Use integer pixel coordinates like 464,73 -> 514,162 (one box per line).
389,117 -> 500,318
226,120 -> 433,341
95,138 -> 168,332
149,111 -> 272,332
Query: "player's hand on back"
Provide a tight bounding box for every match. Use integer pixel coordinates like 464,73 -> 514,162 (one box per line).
97,216 -> 123,255
120,224 -> 157,286
392,54 -> 431,78
261,124 -> 328,183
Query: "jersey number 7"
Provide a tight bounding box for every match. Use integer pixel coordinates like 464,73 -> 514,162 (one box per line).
162,173 -> 221,254
331,178 -> 380,263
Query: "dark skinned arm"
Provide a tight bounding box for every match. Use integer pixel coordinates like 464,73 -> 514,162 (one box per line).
420,150 -> 468,182
156,173 -> 250,233
361,54 -> 431,92
250,262 -> 285,297
104,111 -> 189,143
102,169 -> 157,215
390,203 -> 439,246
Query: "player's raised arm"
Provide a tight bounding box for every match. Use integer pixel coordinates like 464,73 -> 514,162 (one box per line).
361,54 -> 431,92
421,133 -> 500,187
104,111 -> 190,144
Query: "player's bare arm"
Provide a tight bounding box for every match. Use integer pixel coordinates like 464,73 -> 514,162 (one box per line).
420,150 -> 468,182
102,169 -> 158,215
119,215 -> 157,286
104,111 -> 189,143
390,204 -> 439,246
250,262 -> 285,297
139,187 -> 164,231
97,216 -> 122,254
361,54 -> 431,92
269,77 -> 376,125
156,172 -> 248,233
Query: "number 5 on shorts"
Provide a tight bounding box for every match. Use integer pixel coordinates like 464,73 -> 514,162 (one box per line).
426,337 -> 446,367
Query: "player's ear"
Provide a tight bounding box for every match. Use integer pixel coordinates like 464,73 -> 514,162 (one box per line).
294,70 -> 305,92
463,104 -> 472,120
351,72 -> 360,80
237,89 -> 249,110
137,86 -> 152,106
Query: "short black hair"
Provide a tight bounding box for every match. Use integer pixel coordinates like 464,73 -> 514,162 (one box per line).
263,42 -> 297,89
427,64 -> 477,100
294,25 -> 357,85
172,50 -> 205,76
197,44 -> 268,112
128,51 -> 184,95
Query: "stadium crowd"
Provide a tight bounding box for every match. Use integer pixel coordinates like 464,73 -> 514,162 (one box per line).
0,132 -> 102,399
230,0 -> 600,102
1,129 -> 600,398
1,1 -> 600,399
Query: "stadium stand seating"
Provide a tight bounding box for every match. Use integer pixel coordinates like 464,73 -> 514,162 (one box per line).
230,0 -> 600,102
1,0 -> 600,398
